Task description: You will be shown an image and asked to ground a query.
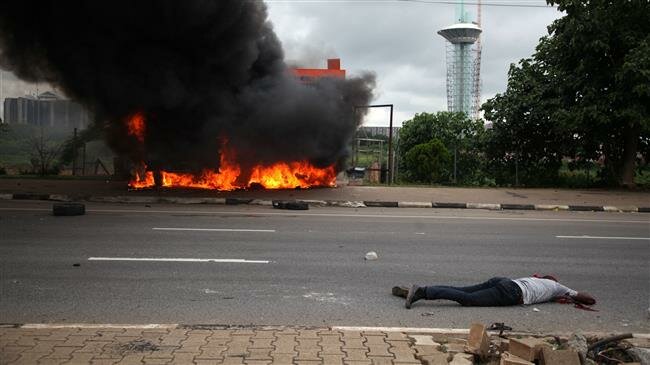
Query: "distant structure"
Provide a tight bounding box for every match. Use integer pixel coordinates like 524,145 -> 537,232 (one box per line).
292,58 -> 346,83
3,91 -> 90,129
357,126 -> 400,140
438,0 -> 482,120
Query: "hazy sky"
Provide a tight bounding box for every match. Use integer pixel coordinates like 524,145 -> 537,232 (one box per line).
266,0 -> 561,126
0,1 -> 562,126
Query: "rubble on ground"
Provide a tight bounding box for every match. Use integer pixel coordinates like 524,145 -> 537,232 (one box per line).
410,322 -> 649,365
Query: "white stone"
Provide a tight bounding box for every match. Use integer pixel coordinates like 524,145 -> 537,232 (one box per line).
365,251 -> 378,260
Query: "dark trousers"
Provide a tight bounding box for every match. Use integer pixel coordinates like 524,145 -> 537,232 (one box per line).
424,277 -> 522,307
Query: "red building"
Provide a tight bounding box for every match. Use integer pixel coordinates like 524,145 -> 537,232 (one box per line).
291,58 -> 346,83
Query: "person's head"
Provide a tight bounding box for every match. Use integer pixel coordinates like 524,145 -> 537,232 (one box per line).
573,292 -> 596,305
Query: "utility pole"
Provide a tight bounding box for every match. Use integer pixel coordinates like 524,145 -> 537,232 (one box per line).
72,128 -> 77,176
0,69 -> 4,120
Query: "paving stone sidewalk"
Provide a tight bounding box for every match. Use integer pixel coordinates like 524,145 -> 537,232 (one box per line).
0,326 -> 435,365
3,325 -> 650,365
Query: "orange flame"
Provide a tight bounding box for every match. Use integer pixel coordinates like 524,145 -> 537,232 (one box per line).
127,112 -> 146,142
128,139 -> 337,191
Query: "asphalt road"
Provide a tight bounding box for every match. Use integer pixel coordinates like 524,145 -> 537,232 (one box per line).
1,200 -> 648,333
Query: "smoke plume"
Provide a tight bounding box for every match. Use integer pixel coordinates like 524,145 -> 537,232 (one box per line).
0,1 -> 375,174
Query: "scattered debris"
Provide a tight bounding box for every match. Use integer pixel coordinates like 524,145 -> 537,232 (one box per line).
567,332 -> 588,363
509,337 -> 550,362
52,202 -> 85,216
412,323 -> 648,365
540,347 -> 580,365
627,347 -> 650,364
272,200 -> 309,210
449,353 -> 473,365
488,322 -> 512,337
501,351 -> 534,365
532,307 -> 540,312
421,312 -> 436,317
467,323 -> 490,360
72,263 -> 81,267
121,340 -> 158,353
364,251 -> 378,260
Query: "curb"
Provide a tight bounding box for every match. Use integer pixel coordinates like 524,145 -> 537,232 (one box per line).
6,323 -> 650,339
2,193 -> 648,214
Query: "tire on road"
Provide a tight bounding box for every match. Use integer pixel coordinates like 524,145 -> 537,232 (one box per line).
52,203 -> 86,216
272,200 -> 309,210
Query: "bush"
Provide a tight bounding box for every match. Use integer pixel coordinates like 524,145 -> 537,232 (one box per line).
397,111 -> 487,185
403,139 -> 451,183
635,168 -> 650,189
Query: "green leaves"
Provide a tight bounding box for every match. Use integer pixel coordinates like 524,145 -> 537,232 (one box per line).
483,0 -> 650,186
403,139 -> 451,183
397,111 -> 486,184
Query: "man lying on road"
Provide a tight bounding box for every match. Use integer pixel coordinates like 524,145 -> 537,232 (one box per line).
393,276 -> 596,309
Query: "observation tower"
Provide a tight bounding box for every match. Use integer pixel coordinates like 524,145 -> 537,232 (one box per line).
437,0 -> 482,119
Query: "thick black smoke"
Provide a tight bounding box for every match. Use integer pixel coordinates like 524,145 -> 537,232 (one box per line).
0,1 -> 374,174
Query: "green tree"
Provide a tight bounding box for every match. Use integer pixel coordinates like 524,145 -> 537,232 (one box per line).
484,0 -> 650,187
482,59 -> 572,186
403,139 -> 451,183
397,111 -> 485,184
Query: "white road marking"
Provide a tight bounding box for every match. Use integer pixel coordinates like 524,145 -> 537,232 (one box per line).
88,257 -> 270,263
153,227 -> 275,233
556,235 -> 650,240
1,206 -> 648,224
22,323 -> 177,329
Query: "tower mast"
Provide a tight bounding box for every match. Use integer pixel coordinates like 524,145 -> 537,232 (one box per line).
438,0 -> 482,119
472,0 -> 482,119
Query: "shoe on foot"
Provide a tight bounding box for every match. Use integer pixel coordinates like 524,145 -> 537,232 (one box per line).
392,286 -> 409,298
405,284 -> 424,309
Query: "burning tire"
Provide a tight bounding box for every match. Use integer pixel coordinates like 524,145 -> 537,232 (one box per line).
52,203 -> 86,216
272,200 -> 309,210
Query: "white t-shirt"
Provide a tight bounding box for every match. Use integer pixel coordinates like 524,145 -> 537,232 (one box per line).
513,277 -> 578,305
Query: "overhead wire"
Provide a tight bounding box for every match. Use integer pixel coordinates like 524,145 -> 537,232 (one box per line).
260,0 -> 555,9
